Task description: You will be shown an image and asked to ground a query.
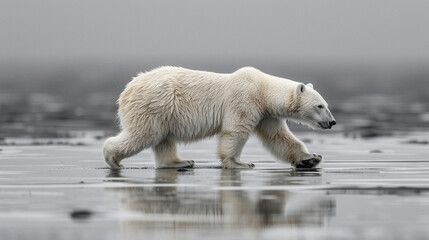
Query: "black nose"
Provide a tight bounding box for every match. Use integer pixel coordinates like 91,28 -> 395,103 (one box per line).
329,121 -> 336,127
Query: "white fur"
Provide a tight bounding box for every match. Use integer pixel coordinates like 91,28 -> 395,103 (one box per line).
103,66 -> 334,169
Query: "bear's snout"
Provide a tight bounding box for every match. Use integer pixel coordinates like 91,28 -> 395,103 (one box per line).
319,121 -> 336,129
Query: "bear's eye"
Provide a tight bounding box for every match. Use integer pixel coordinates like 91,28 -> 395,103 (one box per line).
317,105 -> 324,109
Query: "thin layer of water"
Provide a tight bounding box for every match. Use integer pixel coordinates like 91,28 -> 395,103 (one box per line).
0,132 -> 428,240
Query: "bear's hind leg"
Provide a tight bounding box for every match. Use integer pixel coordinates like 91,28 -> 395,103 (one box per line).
218,131 -> 254,169
103,131 -> 152,169
153,139 -> 194,169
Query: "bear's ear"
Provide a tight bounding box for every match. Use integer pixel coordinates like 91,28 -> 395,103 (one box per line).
296,83 -> 306,95
306,83 -> 313,88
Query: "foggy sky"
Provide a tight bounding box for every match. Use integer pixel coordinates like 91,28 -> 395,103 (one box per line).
1,0 -> 429,63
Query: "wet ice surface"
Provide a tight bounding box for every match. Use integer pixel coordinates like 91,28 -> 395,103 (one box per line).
1,132 -> 429,240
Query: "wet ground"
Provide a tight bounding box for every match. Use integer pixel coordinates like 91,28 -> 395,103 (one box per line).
1,130 -> 429,240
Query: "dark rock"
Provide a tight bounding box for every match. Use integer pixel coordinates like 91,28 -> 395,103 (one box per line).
370,149 -> 383,153
177,168 -> 189,172
70,210 -> 93,220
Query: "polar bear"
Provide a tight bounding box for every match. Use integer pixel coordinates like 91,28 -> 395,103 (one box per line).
103,66 -> 336,169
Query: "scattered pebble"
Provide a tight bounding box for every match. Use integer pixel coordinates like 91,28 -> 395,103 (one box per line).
405,140 -> 429,145
70,210 -> 93,220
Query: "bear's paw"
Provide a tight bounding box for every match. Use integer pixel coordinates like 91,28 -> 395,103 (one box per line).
295,154 -> 322,169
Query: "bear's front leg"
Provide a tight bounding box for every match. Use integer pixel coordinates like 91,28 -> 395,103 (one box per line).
218,131 -> 255,169
255,117 -> 322,169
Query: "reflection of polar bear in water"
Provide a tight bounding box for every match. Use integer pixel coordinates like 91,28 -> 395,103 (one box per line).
103,67 -> 336,169
103,169 -> 335,233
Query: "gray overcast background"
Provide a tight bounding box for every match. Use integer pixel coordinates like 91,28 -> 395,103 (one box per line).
0,0 -> 428,101
1,0 -> 428,63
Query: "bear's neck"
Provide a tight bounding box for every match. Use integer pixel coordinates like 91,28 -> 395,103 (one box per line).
263,76 -> 301,118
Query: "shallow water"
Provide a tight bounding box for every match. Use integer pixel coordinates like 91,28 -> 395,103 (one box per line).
0,131 -> 429,240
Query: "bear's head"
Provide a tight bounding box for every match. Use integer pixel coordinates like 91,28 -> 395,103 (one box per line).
290,83 -> 336,130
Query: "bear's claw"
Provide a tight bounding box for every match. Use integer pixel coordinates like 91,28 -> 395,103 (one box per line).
184,160 -> 195,168
157,160 -> 195,169
221,161 -> 255,169
295,154 -> 322,169
105,156 -> 124,170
